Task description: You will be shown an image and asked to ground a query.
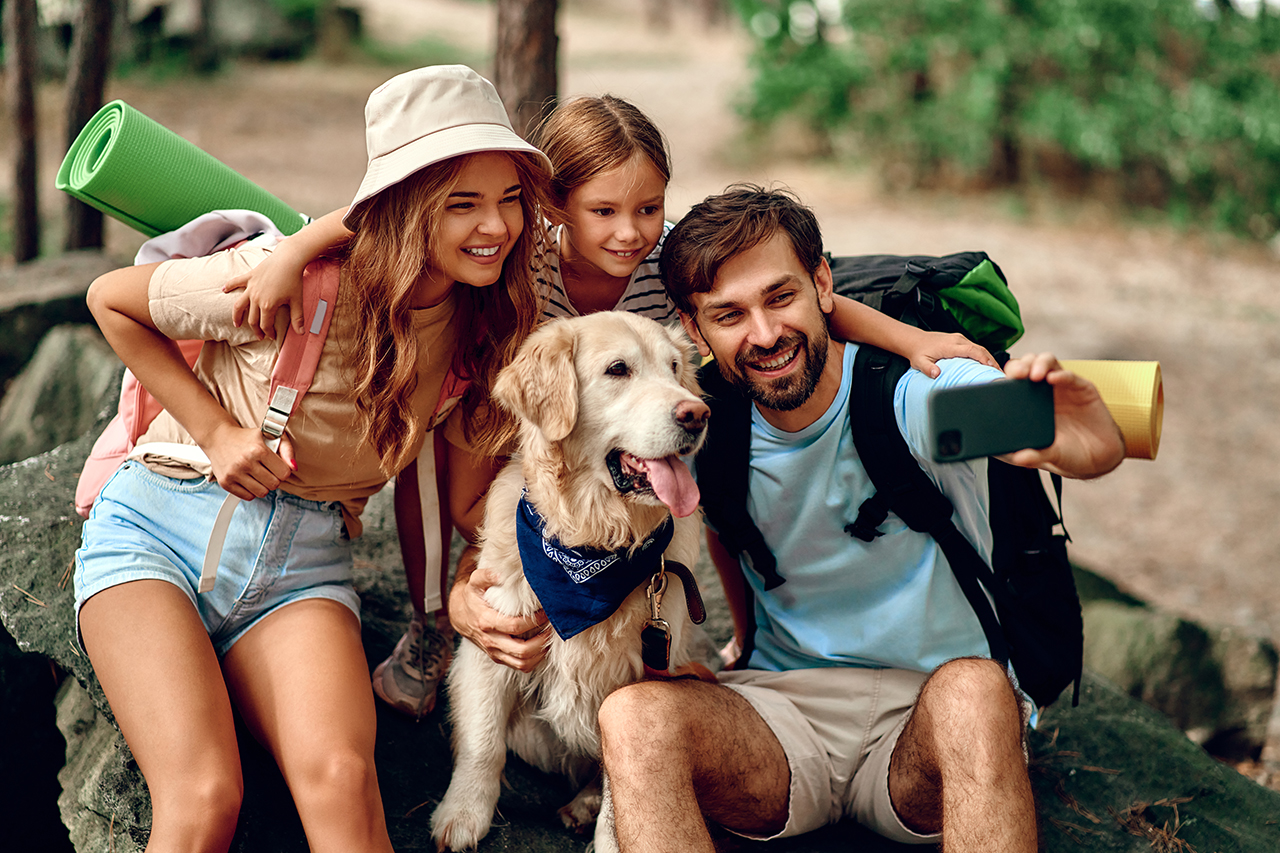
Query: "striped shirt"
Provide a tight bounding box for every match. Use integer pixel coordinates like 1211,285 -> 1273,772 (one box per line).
536,221 -> 677,323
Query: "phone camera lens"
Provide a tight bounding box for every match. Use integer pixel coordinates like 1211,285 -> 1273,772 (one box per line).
938,429 -> 963,459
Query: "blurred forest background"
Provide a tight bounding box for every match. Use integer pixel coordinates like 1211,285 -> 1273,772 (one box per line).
4,0 -> 1280,793
10,0 -> 1280,253
738,0 -> 1280,240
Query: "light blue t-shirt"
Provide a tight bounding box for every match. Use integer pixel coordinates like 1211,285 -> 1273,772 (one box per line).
714,343 -> 1004,674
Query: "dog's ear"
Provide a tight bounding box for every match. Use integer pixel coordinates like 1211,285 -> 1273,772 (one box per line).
493,319 -> 579,441
666,323 -> 704,397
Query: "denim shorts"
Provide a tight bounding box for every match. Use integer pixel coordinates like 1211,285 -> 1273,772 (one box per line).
74,461 -> 361,656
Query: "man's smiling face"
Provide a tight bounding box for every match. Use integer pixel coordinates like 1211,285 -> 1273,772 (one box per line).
682,232 -> 836,417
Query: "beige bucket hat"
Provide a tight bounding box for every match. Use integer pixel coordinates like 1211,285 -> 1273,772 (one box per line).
343,65 -> 552,230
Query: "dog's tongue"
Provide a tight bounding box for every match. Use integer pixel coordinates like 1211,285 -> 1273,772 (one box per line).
639,455 -> 700,517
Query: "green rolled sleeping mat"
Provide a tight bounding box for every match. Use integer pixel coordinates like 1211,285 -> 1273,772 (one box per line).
57,100 -> 307,238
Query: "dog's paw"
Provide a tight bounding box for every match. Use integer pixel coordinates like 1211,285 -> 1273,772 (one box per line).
431,794 -> 495,852
557,786 -> 602,834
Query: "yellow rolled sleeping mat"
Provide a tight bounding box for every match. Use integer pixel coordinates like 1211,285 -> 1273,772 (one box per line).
1060,360 -> 1163,460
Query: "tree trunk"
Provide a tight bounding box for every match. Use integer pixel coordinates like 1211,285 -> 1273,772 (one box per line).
190,0 -> 219,73
699,0 -> 729,29
644,0 -> 673,32
64,0 -> 116,251
5,0 -> 41,262
493,0 -> 559,138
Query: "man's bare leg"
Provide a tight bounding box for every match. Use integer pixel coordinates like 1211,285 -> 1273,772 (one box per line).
889,657 -> 1036,852
598,679 -> 789,853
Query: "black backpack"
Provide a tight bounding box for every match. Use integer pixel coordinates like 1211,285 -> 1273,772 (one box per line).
696,251 -> 1082,708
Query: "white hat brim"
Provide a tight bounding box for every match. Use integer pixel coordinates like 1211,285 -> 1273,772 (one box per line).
343,123 -> 551,230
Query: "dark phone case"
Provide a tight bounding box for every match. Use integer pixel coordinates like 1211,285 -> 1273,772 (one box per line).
928,379 -> 1055,462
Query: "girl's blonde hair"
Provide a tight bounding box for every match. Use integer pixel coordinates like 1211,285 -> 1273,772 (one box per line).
531,95 -> 670,217
341,151 -> 548,473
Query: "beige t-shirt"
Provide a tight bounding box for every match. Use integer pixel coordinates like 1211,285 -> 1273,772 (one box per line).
140,246 -> 463,538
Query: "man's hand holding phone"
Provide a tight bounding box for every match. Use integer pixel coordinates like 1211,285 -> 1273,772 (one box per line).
928,376 -> 1054,462
929,353 -> 1125,480
999,353 -> 1126,479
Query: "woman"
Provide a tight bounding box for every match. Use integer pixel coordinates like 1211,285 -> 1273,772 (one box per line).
74,65 -> 551,852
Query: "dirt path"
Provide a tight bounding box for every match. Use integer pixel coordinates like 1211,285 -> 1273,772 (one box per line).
9,0 -> 1280,650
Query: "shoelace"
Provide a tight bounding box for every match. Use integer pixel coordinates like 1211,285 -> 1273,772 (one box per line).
410,626 -> 448,680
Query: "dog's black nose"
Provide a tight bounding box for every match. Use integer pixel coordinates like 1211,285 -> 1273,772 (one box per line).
675,399 -> 710,434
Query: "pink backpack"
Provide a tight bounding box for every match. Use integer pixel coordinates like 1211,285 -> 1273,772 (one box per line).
76,238 -> 339,591
77,265 -> 339,522
75,338 -> 205,518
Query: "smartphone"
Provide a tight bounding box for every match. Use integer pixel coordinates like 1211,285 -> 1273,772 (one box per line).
928,379 -> 1055,463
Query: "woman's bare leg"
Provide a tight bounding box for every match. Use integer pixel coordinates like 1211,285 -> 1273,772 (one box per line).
222,599 -> 393,853
79,581 -> 243,853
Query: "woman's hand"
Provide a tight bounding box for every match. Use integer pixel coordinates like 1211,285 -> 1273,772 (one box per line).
202,422 -> 297,500
449,564 -> 551,673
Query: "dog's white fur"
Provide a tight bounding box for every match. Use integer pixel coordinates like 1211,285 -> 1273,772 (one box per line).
431,312 -> 708,852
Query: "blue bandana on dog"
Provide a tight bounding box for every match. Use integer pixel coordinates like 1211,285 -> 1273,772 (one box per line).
516,493 -> 672,641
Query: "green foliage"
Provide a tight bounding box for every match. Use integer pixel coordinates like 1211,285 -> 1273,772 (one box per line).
0,199 -> 12,260
268,0 -> 325,21
734,0 -> 1280,237
349,34 -> 480,70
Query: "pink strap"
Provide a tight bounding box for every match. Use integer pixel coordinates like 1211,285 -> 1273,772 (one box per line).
261,260 -> 340,446
433,369 -> 472,421
199,260 -> 339,593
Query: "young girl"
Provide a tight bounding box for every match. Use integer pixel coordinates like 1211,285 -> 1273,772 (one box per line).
530,95 -> 675,322
74,65 -> 550,852
226,94 -> 995,715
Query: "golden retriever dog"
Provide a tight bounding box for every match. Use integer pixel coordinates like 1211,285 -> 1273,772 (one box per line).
430,311 -> 709,852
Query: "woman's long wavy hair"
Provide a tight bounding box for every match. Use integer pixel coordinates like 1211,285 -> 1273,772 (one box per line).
340,151 -> 549,475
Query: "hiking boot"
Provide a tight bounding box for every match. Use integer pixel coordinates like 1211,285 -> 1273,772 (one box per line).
372,613 -> 453,720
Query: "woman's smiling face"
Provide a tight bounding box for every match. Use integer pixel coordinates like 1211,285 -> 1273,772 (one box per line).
426,151 -> 526,293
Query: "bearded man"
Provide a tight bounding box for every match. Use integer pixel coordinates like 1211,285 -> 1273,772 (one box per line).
594,184 -> 1126,853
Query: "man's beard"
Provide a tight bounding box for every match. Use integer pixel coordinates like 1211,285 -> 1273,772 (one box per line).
729,325 -> 830,412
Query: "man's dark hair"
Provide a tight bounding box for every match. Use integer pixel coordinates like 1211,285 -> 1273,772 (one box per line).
660,183 -> 825,315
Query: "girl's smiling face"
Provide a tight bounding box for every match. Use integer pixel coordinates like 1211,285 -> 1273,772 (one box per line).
558,153 -> 666,281
425,151 -> 525,297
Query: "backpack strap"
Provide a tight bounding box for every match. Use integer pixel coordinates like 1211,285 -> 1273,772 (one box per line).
695,364 -> 785,590
694,362 -> 777,670
895,261 -> 951,329
408,371 -> 473,614
259,261 -> 339,449
196,260 -> 340,593
848,346 -> 1010,667
884,260 -> 932,310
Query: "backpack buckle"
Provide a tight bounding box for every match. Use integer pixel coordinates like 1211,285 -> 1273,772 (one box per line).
916,288 -> 939,313
845,518 -> 881,542
847,495 -> 889,542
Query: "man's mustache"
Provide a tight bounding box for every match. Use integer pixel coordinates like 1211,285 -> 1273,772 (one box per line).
737,333 -> 806,367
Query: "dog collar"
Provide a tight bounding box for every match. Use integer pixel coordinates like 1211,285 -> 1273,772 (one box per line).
516,491 -> 673,640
